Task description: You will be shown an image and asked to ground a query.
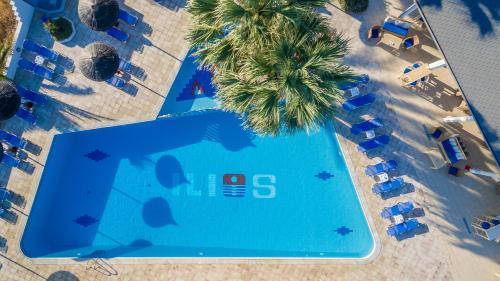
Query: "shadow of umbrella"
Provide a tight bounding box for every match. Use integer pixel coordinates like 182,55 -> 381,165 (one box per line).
142,197 -> 178,228
47,271 -> 79,281
155,155 -> 189,189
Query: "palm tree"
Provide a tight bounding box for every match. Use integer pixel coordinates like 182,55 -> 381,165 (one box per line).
187,0 -> 354,135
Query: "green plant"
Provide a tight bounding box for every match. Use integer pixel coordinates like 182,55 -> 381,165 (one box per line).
0,42 -> 10,79
187,0 -> 354,136
44,17 -> 73,41
338,0 -> 369,13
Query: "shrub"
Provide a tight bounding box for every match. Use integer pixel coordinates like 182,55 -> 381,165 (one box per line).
338,0 -> 369,13
0,43 -> 10,79
44,17 -> 73,41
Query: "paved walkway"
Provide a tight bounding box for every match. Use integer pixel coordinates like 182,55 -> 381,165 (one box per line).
0,0 -> 498,280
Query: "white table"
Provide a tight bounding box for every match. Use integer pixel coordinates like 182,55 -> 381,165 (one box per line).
374,172 -> 389,183
365,130 -> 375,139
34,55 -> 46,66
393,214 -> 405,224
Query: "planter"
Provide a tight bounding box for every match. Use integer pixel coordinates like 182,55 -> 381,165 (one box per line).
43,16 -> 75,43
58,19 -> 75,43
338,0 -> 369,13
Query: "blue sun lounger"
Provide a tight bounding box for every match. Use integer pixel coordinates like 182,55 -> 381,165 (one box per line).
0,188 -> 10,202
372,177 -> 405,195
0,130 -> 27,149
106,27 -> 129,43
387,218 -> 419,236
22,39 -> 60,62
106,75 -> 127,89
350,118 -> 383,135
119,59 -> 133,73
119,8 -> 139,26
15,108 -> 37,125
381,201 -> 414,219
365,160 -> 398,176
337,74 -> 370,90
18,58 -> 54,80
1,153 -> 21,168
342,93 -> 376,111
16,85 -> 47,105
357,134 -> 389,153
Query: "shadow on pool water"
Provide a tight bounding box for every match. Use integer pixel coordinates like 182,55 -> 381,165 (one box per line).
142,197 -> 178,228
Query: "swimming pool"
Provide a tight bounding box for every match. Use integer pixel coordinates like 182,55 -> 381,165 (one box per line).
21,110 -> 374,259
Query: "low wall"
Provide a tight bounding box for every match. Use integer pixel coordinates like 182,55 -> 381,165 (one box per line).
3,0 -> 35,79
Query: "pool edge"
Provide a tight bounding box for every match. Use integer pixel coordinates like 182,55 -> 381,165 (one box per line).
17,119 -> 379,265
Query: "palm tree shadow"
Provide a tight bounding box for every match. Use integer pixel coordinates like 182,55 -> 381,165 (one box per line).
28,99 -> 116,133
151,0 -> 187,11
40,81 -> 95,96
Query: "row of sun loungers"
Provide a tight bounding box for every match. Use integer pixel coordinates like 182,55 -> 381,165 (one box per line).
105,8 -> 139,43
344,74 -> 424,238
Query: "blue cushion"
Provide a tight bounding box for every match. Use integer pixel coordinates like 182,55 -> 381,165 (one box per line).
404,38 -> 414,48
371,29 -> 380,38
383,22 -> 409,37
431,128 -> 442,139
448,166 -> 459,175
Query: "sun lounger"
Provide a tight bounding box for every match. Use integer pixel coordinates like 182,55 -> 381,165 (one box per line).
119,8 -> 139,26
15,108 -> 37,125
22,39 -> 60,62
342,93 -> 376,111
106,75 -> 127,89
1,153 -> 21,168
18,58 -> 54,80
350,118 -> 383,135
0,130 -> 27,149
372,177 -> 405,195
365,160 -> 398,176
119,59 -> 133,73
16,85 -> 47,105
381,201 -> 414,219
357,134 -> 389,153
106,27 -> 129,43
387,218 -> 420,236
338,74 -> 370,91
0,188 -> 10,202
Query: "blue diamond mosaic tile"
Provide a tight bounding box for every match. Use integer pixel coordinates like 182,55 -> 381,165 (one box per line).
334,226 -> 353,236
73,214 -> 98,228
85,149 -> 110,162
315,171 -> 334,181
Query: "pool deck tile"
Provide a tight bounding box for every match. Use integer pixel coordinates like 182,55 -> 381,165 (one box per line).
0,0 -> 499,280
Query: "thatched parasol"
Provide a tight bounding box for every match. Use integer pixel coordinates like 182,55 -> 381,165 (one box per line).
0,81 -> 21,121
78,43 -> 120,81
78,0 -> 119,31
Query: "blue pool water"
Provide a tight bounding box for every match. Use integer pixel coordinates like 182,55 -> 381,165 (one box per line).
21,110 -> 374,258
